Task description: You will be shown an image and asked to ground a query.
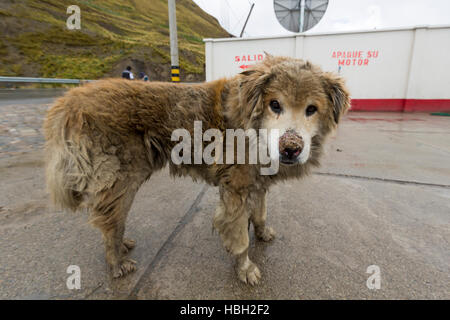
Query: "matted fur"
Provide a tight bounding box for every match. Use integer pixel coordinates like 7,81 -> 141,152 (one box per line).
44,55 -> 349,283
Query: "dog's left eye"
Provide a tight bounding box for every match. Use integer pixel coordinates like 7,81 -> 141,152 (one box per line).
306,105 -> 318,117
270,100 -> 282,114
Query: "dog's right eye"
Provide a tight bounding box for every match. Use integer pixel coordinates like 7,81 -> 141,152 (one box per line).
305,105 -> 318,117
270,100 -> 282,114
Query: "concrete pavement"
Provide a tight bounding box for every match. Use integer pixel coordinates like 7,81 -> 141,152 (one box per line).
0,95 -> 449,299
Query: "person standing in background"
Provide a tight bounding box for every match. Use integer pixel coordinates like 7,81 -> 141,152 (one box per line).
138,72 -> 149,82
122,66 -> 134,80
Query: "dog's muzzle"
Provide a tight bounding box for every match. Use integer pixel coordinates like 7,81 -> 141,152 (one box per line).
279,130 -> 304,164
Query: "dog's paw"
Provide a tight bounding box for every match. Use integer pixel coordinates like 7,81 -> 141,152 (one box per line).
256,226 -> 276,242
237,261 -> 261,286
112,258 -> 137,278
121,238 -> 136,254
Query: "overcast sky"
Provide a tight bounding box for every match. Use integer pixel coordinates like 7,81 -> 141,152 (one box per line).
193,0 -> 450,37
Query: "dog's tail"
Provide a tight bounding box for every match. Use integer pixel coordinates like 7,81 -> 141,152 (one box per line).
44,98 -> 91,211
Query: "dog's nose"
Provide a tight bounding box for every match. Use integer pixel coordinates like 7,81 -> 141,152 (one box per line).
279,130 -> 304,162
281,147 -> 302,159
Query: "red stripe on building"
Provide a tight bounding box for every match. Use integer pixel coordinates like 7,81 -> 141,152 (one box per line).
350,99 -> 450,112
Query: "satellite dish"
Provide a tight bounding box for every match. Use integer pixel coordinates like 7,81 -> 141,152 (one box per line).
274,0 -> 329,33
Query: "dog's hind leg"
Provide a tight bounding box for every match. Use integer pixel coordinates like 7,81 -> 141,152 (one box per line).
121,237 -> 136,254
90,179 -> 142,278
213,186 -> 261,285
250,191 -> 276,242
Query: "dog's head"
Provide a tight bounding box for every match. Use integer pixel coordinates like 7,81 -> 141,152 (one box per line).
236,54 -> 350,166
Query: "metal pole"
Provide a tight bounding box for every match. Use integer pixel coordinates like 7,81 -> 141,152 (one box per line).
240,3 -> 255,37
299,0 -> 305,32
168,0 -> 180,82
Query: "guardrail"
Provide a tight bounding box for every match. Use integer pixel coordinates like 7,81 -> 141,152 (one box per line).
0,76 -> 94,84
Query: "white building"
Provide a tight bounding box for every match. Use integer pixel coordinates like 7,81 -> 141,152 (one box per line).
204,25 -> 450,112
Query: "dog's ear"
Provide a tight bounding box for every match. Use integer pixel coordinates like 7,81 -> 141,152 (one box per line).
263,51 -> 273,59
321,72 -> 350,124
239,68 -> 273,92
239,68 -> 273,127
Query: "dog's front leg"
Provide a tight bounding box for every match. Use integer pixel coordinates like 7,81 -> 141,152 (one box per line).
251,191 -> 276,242
213,186 -> 261,285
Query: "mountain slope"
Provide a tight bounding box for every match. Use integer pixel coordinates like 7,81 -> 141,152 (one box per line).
0,0 -> 229,81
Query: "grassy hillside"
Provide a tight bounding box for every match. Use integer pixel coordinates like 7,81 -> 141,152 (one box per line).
0,0 -> 229,82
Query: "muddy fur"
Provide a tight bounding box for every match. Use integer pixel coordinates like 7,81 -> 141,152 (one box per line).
44,55 -> 349,283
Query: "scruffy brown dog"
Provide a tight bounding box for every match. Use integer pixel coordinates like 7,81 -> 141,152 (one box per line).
44,55 -> 349,285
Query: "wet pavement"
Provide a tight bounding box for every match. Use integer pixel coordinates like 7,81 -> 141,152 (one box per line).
0,91 -> 449,299
0,89 -> 66,158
